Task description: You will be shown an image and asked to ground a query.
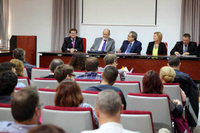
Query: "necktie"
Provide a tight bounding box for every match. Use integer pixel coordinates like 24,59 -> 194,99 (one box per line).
101,40 -> 107,51
184,45 -> 188,53
126,43 -> 132,53
72,39 -> 75,48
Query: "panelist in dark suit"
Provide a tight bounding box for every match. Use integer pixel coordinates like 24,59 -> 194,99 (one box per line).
61,29 -> 83,53
170,33 -> 197,55
146,32 -> 167,55
117,31 -> 142,54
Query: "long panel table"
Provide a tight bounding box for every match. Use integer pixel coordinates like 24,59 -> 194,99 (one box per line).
39,51 -> 200,81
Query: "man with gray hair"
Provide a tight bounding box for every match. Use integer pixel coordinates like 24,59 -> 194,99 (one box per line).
81,90 -> 139,133
42,58 -> 64,78
117,31 -> 142,54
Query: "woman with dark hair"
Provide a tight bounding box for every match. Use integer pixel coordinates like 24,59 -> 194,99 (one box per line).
142,70 -> 183,118
69,52 -> 86,71
54,79 -> 98,127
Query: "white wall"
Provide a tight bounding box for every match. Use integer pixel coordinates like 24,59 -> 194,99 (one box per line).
79,0 -> 182,54
9,0 -> 52,67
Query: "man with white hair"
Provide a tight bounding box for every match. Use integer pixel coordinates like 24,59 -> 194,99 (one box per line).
81,90 -> 139,133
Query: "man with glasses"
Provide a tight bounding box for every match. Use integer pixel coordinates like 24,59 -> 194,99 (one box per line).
61,28 -> 84,53
117,31 -> 142,54
0,86 -> 41,132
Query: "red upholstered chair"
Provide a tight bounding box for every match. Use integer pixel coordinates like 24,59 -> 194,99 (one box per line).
127,93 -> 172,132
121,110 -> 155,133
42,106 -> 96,133
31,68 -> 51,81
23,67 -> 29,78
33,78 -> 58,89
0,103 -> 13,121
125,73 -> 145,91
113,81 -> 141,100
82,38 -> 87,53
18,77 -> 30,86
162,42 -> 168,52
75,79 -> 101,91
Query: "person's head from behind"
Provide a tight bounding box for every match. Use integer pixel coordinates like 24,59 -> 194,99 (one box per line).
127,31 -> 137,42
13,48 -> 26,61
102,66 -> 118,85
50,59 -> 64,73
54,79 -> 83,107
85,57 -> 99,72
10,59 -> 24,77
160,66 -> 176,83
0,62 -> 16,74
103,29 -> 110,39
168,56 -> 181,69
142,70 -> 163,94
69,28 -> 77,39
54,64 -> 74,83
69,52 -> 86,70
0,71 -> 17,96
95,90 -> 123,125
11,86 -> 41,124
154,32 -> 162,43
103,54 -> 118,67
182,33 -> 190,45
28,124 -> 64,133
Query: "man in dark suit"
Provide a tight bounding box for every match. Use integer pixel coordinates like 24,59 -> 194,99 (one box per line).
42,59 -> 64,78
170,33 -> 197,55
61,29 -> 83,53
117,31 -> 142,54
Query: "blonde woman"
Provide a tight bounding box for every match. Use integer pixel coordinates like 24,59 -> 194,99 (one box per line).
160,66 -> 186,102
146,32 -> 167,56
10,59 -> 24,77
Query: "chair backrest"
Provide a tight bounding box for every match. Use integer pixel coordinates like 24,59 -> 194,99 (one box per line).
163,83 -> 182,102
113,81 -> 141,101
75,79 -> 101,91
82,38 -> 86,53
33,78 -> 58,89
38,88 -> 56,109
162,42 -> 168,51
42,106 -> 95,133
23,67 -> 29,77
0,103 -> 13,121
127,93 -> 172,131
125,73 -> 144,91
31,68 -> 51,81
97,72 -> 121,81
18,77 -> 30,86
121,110 -> 154,133
74,70 -> 87,78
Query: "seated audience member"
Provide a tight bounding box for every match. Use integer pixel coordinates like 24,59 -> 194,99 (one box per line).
61,28 -> 83,53
142,70 -> 183,118
197,43 -> 200,57
76,57 -> 101,80
42,58 -> 64,78
86,66 -> 126,110
117,31 -> 142,54
82,90 -> 139,133
54,79 -> 99,127
168,56 -> 199,127
0,87 -> 41,132
158,128 -> 170,133
170,33 -> 197,55
0,71 -> 17,103
13,48 -> 36,78
159,66 -> 186,102
98,54 -> 125,81
54,64 -> 75,83
90,29 -> 115,53
10,59 -> 24,77
28,124 -> 64,133
69,52 -> 86,71
146,32 -> 167,56
0,62 -> 26,88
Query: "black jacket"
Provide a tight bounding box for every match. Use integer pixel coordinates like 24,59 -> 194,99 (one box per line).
61,37 -> 83,52
146,41 -> 167,55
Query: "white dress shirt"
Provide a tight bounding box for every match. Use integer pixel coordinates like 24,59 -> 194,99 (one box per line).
81,122 -> 140,133
98,38 -> 108,51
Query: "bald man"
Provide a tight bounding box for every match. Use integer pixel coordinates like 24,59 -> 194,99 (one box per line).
90,29 -> 115,53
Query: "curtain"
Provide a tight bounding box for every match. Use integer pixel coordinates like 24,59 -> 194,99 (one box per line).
51,0 -> 79,51
181,0 -> 200,45
0,0 -> 9,47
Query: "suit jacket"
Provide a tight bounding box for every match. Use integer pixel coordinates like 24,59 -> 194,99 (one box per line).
90,37 -> 115,53
170,41 -> 197,55
61,37 -> 83,52
146,41 -> 167,55
197,44 -> 200,57
41,74 -> 55,78
120,40 -> 142,54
